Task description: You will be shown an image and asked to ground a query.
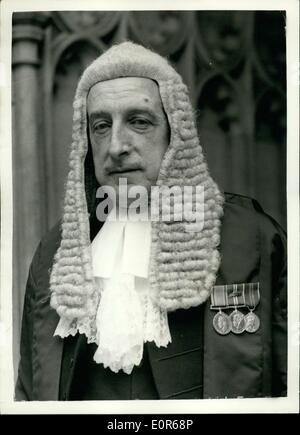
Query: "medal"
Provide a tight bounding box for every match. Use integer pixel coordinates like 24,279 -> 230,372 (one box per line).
210,282 -> 260,336
213,310 -> 231,335
229,308 -> 245,334
244,283 -> 260,333
244,310 -> 260,333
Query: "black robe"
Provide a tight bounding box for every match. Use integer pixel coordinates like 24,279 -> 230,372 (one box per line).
15,193 -> 287,400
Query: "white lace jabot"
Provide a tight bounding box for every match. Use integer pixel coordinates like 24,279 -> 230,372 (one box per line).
55,214 -> 171,374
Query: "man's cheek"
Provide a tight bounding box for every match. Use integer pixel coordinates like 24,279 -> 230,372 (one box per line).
93,160 -> 105,183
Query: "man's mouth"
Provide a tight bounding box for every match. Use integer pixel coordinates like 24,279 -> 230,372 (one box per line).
108,167 -> 142,175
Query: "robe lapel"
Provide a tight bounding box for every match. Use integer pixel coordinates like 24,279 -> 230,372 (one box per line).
147,305 -> 204,399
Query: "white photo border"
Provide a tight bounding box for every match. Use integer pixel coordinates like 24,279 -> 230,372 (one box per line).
0,0 -> 299,414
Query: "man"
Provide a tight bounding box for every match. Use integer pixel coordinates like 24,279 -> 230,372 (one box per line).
15,42 -> 287,401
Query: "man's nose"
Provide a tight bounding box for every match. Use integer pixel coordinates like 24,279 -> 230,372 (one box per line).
109,122 -> 130,160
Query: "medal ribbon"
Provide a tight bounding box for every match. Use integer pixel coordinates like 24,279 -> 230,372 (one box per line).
210,283 -> 260,310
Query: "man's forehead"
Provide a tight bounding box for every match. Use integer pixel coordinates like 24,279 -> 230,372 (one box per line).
87,76 -> 162,112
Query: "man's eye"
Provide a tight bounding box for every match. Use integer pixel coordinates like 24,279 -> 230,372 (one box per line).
93,122 -> 110,134
129,118 -> 152,130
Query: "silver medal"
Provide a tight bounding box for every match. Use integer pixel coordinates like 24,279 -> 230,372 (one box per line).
244,311 -> 260,333
229,309 -> 245,334
213,311 -> 231,335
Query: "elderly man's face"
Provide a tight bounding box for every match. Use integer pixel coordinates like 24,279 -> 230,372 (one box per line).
87,77 -> 169,196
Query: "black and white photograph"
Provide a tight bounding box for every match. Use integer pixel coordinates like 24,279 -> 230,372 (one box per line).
0,0 -> 299,415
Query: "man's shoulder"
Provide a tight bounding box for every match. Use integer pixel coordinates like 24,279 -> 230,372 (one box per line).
224,191 -> 263,211
30,221 -> 62,276
39,220 -> 62,255
222,191 -> 286,240
25,221 -> 62,302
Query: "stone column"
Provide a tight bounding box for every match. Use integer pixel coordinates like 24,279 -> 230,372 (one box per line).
12,12 -> 49,379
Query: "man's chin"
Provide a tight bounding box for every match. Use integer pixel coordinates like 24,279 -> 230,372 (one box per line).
108,171 -> 143,184
104,176 -> 151,193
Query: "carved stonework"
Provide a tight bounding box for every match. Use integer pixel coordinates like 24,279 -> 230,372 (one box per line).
254,12 -> 286,87
195,11 -> 249,70
12,12 -> 50,66
198,77 -> 241,135
53,11 -> 120,36
129,11 -> 191,55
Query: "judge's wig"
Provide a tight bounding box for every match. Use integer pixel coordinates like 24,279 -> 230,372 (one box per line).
50,42 -> 224,342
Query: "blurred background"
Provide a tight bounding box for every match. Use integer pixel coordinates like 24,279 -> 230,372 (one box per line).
12,10 -> 286,376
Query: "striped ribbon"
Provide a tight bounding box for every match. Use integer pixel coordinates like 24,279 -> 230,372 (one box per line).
210,283 -> 260,310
